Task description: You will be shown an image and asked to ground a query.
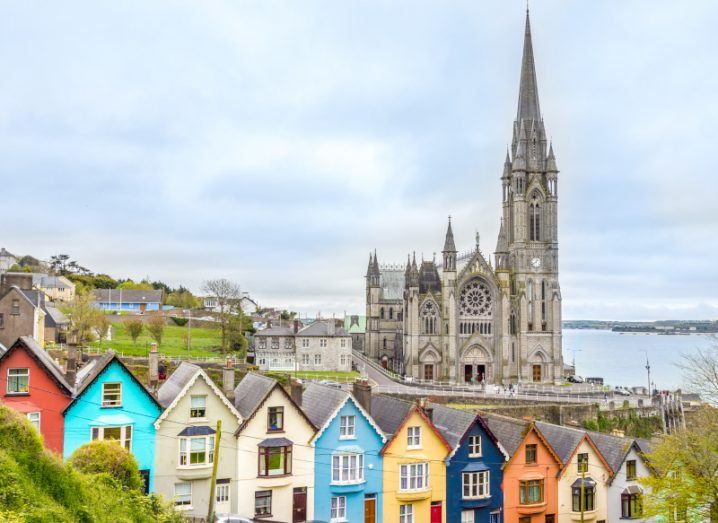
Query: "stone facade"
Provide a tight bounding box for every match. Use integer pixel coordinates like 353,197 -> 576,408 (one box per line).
0,286 -> 45,348
365,12 -> 563,384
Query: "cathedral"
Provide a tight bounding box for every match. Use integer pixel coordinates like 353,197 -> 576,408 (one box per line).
364,11 -> 563,385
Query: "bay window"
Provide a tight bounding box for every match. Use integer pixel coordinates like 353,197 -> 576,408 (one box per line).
331,453 -> 364,484
399,462 -> 429,491
462,471 -> 490,499
621,492 -> 643,518
572,485 -> 595,512
258,445 -> 292,477
179,435 -> 215,466
519,479 -> 544,505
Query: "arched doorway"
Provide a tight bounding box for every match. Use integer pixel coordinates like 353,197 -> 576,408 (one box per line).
419,346 -> 440,381
460,345 -> 493,384
529,349 -> 548,383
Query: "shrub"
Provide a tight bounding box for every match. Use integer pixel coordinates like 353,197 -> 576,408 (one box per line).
170,316 -> 188,326
68,440 -> 143,491
126,319 -> 144,344
146,316 -> 166,346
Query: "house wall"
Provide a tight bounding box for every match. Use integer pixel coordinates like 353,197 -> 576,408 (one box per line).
0,345 -> 71,453
154,375 -> 240,517
557,440 -> 610,523
313,398 -> 384,523
296,335 -> 352,372
0,288 -> 44,348
236,387 -> 315,522
382,410 -> 448,523
608,447 -> 655,523
446,422 -> 505,523
96,302 -> 161,312
63,360 -> 161,490
502,429 -> 560,523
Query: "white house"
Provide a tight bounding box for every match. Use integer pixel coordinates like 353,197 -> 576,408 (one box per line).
608,439 -> 655,522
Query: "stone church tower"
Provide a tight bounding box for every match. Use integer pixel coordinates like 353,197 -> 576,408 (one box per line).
364,10 -> 563,384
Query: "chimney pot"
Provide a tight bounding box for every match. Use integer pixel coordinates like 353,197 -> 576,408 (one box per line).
148,346 -> 159,390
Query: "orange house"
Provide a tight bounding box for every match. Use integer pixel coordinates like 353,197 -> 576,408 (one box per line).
486,415 -> 562,523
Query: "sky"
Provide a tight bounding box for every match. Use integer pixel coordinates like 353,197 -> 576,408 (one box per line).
1,1 -> 717,321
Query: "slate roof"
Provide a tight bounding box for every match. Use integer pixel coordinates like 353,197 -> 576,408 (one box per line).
302,382 -> 348,429
92,289 -> 163,304
74,350 -> 116,396
2,336 -> 73,395
370,395 -> 412,436
379,269 -> 405,301
586,430 -> 634,473
298,320 -> 348,337
535,420 -> 585,465
419,261 -> 441,294
483,413 -> 530,457
233,372 -> 277,419
634,438 -> 653,456
255,325 -> 295,337
157,361 -> 202,408
44,305 -> 69,328
428,403 -> 476,450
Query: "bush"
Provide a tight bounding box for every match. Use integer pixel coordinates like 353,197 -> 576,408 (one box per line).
68,440 -> 142,491
146,316 -> 166,346
170,316 -> 188,327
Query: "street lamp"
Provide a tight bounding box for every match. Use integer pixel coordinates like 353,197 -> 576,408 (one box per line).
641,350 -> 651,396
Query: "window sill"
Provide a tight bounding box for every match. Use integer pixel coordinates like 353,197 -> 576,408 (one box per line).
4,392 -> 30,397
406,445 -> 423,451
338,436 -> 356,441
468,454 -> 483,458
100,405 -> 122,409
174,505 -> 193,511
189,417 -> 208,423
463,495 -> 491,501
254,515 -> 273,520
266,429 -> 285,434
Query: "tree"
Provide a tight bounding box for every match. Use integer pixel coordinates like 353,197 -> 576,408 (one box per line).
95,314 -> 111,348
63,291 -> 102,345
117,279 -> 154,291
68,440 -> 143,491
678,336 -> 718,405
126,319 -> 144,344
146,316 -> 165,346
202,279 -> 241,355
642,406 -> 718,521
166,290 -> 200,310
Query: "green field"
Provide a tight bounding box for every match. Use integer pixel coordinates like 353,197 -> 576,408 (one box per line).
274,370 -> 360,382
90,322 -> 223,357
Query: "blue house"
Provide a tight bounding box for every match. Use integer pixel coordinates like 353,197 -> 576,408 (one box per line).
91,289 -> 163,313
63,350 -> 162,493
431,403 -> 509,523
302,381 -> 385,523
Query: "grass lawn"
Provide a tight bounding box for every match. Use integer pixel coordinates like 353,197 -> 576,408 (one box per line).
274,370 -> 361,382
90,322 -> 223,358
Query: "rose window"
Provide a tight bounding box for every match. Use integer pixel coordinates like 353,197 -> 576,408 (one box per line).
459,280 -> 492,316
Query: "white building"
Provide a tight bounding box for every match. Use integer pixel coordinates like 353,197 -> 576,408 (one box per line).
608,440 -> 655,522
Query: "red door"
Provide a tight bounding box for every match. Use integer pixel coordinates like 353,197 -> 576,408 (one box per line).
430,501 -> 442,523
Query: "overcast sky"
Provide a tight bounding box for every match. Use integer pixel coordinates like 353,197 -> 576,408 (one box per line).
1,1 -> 717,320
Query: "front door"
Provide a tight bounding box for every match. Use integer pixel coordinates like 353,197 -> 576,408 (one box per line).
139,469 -> 150,494
292,487 -> 307,523
533,364 -> 542,382
430,501 -> 442,523
476,364 -> 486,382
464,364 -> 473,383
381,357 -> 388,369
215,478 -> 231,514
364,494 -> 376,523
424,364 -> 434,381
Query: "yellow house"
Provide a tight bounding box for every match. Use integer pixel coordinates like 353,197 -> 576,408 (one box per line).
379,399 -> 451,523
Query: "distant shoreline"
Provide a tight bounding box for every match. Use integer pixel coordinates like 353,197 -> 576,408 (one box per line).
563,320 -> 717,334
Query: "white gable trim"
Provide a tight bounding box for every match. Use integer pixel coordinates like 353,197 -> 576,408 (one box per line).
310,395 -> 386,445
154,368 -> 242,429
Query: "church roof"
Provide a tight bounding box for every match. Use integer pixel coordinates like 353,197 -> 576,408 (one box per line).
516,9 -> 541,123
419,261 -> 441,294
379,269 -> 405,301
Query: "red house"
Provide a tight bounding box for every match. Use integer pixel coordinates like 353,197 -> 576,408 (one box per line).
0,336 -> 74,454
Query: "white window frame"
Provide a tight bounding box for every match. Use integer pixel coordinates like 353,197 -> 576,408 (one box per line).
461,510 -> 475,523
178,435 -> 215,467
27,411 -> 41,431
330,496 -> 347,522
174,482 -> 192,508
341,339 -> 346,347
340,354 -> 347,366
302,338 -> 309,348
407,426 -> 422,448
314,354 -> 322,365
216,482 -> 230,503
6,368 -> 29,394
462,470 -> 490,499
339,415 -> 356,439
190,395 -> 207,418
302,353 -> 310,365
91,425 -> 132,451
399,503 -> 414,523
331,453 -> 364,484
320,338 -> 327,347
101,382 -> 122,407
399,462 -> 429,491
468,435 -> 482,457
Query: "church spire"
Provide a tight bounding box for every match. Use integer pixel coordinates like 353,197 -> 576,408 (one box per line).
443,216 -> 457,253
516,8 -> 541,124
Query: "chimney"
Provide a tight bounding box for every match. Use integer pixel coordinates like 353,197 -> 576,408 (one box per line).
290,378 -> 303,406
352,378 -> 372,414
223,359 -> 235,398
417,397 -> 433,421
65,345 -> 78,386
149,343 -> 159,391
327,318 -> 335,336
293,319 -> 299,334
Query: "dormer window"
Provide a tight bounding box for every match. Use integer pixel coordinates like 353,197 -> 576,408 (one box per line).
407,426 -> 421,449
468,435 -> 482,457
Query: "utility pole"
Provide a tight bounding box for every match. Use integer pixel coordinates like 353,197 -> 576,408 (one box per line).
642,350 -> 651,397
186,309 -> 192,357
580,468 -> 585,523
206,419 -> 222,522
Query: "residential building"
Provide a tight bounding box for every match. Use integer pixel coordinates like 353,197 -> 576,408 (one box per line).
365,10 -> 563,385
295,320 -> 351,372
430,404 -> 508,523
63,350 -> 162,493
91,288 -> 163,313
0,336 -> 74,454
32,273 -> 76,302
234,372 -> 317,522
154,362 -> 242,517
602,437 -> 654,522
302,381 -> 385,523
0,285 -> 46,348
344,314 -> 366,353
536,422 -> 612,523
255,325 -> 296,371
0,247 -> 18,272
202,294 -> 258,315
374,395 -> 451,523
485,414 -> 561,523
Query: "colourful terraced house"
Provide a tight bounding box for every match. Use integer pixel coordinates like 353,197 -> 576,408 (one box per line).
303,381 -> 385,523
373,396 -> 451,523
63,350 -> 162,493
430,404 -> 509,523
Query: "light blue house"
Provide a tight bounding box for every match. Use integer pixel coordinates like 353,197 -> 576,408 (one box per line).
91,289 -> 163,313
302,381 -> 385,523
63,350 -> 162,493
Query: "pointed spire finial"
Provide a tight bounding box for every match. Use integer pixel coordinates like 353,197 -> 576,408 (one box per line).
516,6 -> 541,123
443,215 -> 457,253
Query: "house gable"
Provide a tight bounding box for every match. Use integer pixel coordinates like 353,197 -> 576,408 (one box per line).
381,405 -> 451,457
312,395 -> 385,445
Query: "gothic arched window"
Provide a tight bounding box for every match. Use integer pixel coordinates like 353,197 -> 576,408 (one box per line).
541,280 -> 547,331
510,310 -> 517,335
389,307 -> 394,320
421,301 -> 438,335
380,308 -> 385,320
382,337 -> 387,349
527,280 -> 534,331
529,193 -> 542,241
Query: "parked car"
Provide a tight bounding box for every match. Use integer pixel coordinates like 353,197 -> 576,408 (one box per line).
318,380 -> 342,389
215,515 -> 253,523
614,386 -> 632,396
567,375 -> 585,383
